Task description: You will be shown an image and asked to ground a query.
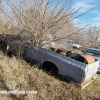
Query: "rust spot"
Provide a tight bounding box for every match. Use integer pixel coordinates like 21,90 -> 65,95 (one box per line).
59,51 -> 66,56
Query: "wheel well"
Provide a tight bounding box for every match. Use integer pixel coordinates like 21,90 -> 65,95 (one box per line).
42,61 -> 59,71
0,41 -> 7,52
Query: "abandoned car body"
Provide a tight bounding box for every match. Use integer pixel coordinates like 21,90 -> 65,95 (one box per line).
0,31 -> 99,88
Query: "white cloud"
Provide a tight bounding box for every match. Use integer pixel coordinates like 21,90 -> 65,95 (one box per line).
82,0 -> 95,3
71,0 -> 100,27
73,0 -> 97,3
91,18 -> 100,26
90,21 -> 100,27
75,17 -> 100,27
72,2 -> 96,13
93,18 -> 100,21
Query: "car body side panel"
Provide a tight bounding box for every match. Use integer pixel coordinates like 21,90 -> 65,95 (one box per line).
24,45 -> 86,84
5,38 -> 99,85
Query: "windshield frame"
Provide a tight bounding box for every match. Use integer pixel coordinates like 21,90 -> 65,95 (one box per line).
84,49 -> 100,57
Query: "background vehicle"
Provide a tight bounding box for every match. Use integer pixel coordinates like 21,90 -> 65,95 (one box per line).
68,40 -> 82,49
82,48 -> 100,72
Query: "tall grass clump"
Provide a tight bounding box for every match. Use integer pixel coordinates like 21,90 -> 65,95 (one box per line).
0,51 -> 100,100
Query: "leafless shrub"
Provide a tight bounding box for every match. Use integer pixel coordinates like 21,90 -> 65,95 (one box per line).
0,0 -> 100,49
77,26 -> 100,47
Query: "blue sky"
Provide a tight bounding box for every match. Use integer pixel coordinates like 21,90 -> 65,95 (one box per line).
2,0 -> 100,27
70,0 -> 100,27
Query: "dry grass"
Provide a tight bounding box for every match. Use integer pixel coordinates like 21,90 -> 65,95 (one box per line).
0,1 -> 100,99
0,51 -> 100,100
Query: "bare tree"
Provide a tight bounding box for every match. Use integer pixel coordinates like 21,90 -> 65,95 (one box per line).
0,0 -> 100,48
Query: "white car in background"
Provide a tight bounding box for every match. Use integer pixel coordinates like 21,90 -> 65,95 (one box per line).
68,40 -> 82,49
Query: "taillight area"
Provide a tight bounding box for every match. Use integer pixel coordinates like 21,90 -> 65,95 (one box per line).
83,75 -> 86,82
